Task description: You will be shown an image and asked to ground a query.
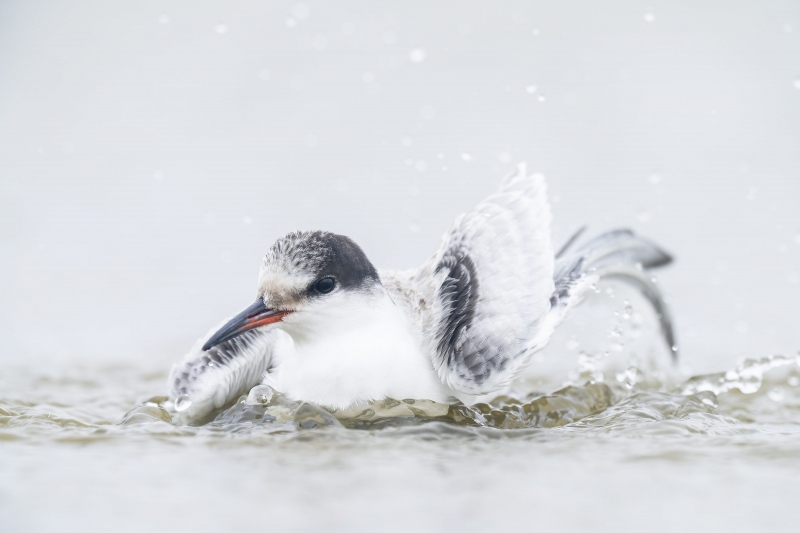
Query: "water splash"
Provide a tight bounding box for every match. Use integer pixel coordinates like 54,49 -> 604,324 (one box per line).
680,355 -> 800,395
191,355 -> 800,433
6,354 -> 800,440
173,394 -> 192,412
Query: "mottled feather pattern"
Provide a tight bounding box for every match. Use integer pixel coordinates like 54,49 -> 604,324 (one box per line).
168,328 -> 278,423
434,249 -> 479,379
262,231 -> 332,276
417,165 -> 555,395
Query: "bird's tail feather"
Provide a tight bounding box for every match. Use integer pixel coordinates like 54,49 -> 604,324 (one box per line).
552,229 -> 677,360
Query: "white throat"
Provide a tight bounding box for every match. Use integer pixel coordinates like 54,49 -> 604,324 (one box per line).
264,290 -> 449,410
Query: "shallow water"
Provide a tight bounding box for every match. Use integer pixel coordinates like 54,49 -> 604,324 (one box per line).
2,1 -> 798,531
4,351 -> 800,533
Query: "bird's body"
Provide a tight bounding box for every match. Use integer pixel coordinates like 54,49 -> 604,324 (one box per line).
167,166 -> 674,424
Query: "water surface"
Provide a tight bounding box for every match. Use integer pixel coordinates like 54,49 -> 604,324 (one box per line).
3,351 -> 800,533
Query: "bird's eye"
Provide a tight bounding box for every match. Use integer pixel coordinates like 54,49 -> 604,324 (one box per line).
315,277 -> 335,294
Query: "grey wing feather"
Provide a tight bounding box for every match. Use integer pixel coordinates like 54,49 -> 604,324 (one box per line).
552,229 -> 677,358
417,165 -> 555,395
168,326 -> 285,424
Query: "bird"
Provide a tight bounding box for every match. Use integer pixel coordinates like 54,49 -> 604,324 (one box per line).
166,164 -> 675,424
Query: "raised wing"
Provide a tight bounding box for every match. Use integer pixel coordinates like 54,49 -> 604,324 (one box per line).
416,165 -> 555,395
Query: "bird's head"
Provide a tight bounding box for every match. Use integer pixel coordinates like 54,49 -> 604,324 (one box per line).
202,230 -> 382,350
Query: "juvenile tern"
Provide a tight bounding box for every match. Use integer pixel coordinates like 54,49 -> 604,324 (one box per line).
167,165 -> 674,423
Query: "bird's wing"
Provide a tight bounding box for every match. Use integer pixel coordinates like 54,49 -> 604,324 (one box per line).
416,164 -> 555,395
167,324 -> 289,425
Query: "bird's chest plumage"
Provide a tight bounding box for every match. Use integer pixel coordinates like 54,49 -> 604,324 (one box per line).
264,304 -> 449,410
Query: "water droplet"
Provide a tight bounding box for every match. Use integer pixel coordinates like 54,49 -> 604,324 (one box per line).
174,394 -> 192,412
789,376 -> 800,387
526,85 -> 538,94
537,95 -> 546,102
383,30 -> 397,44
292,3 -> 310,20
615,367 -> 639,389
461,153 -> 473,161
409,48 -> 427,63
158,14 -> 170,25
215,24 -> 228,34
644,13 -> 655,23
648,173 -> 662,185
671,345 -> 679,353
696,391 -> 718,408
246,385 -> 275,405
623,301 -> 633,320
793,79 -> 800,90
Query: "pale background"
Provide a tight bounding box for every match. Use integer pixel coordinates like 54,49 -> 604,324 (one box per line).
1,0 -> 799,374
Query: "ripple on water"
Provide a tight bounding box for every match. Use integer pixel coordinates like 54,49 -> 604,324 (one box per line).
3,354 -> 800,443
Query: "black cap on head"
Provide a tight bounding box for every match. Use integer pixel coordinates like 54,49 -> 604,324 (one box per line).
265,231 -> 380,294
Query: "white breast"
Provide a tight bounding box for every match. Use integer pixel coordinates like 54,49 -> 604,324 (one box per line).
264,292 -> 450,410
